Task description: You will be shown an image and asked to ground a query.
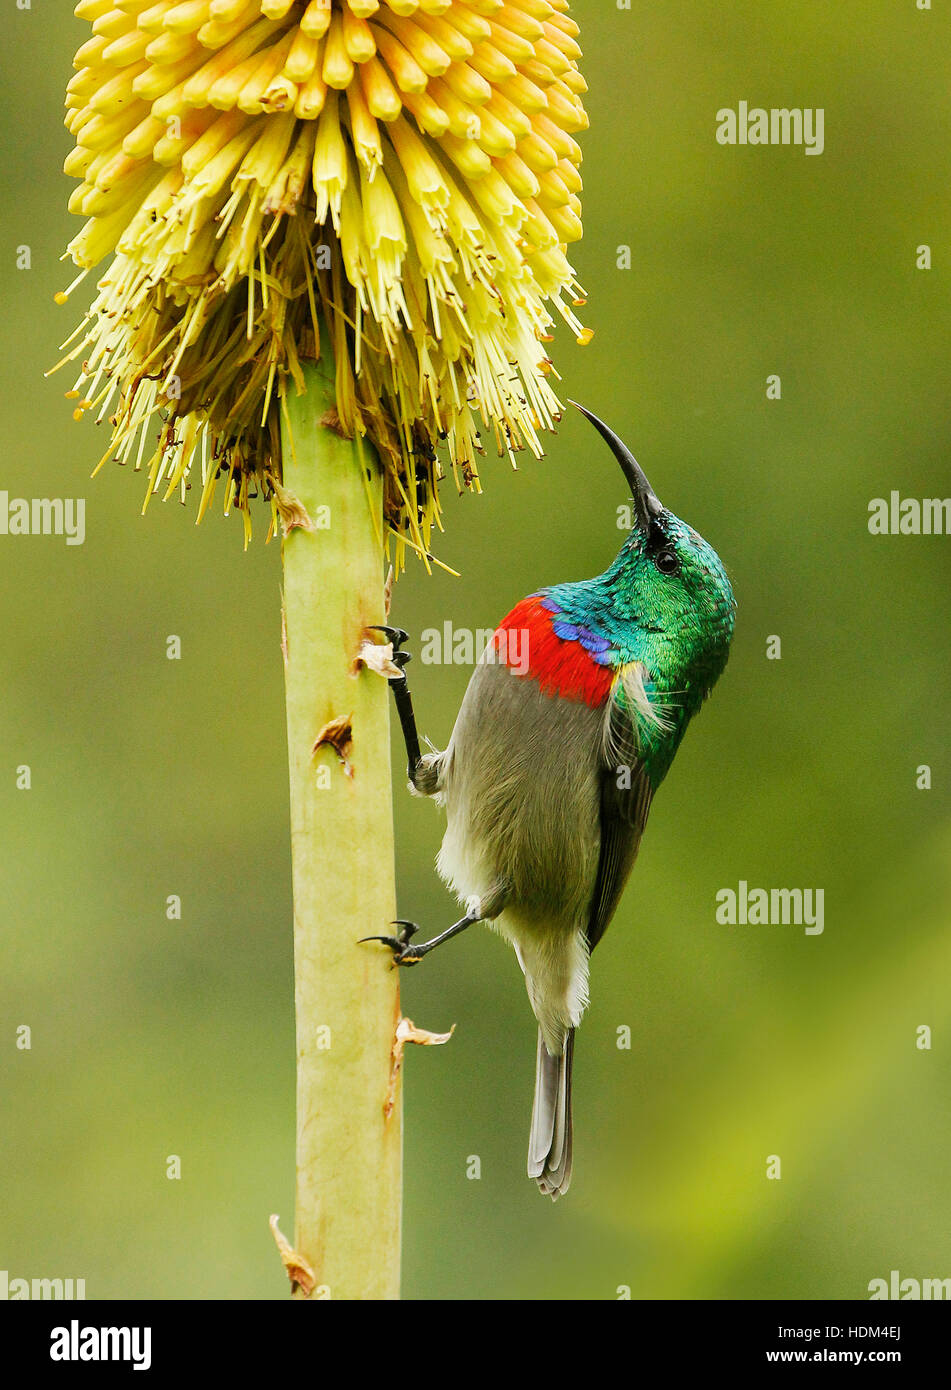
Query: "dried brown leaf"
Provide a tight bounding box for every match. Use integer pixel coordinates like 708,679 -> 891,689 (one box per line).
355,638 -> 401,679
269,1214 -> 317,1297
269,476 -> 315,537
313,713 -> 353,778
384,1016 -> 456,1121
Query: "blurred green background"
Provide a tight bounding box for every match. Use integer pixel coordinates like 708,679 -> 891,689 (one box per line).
2,1 -> 949,1301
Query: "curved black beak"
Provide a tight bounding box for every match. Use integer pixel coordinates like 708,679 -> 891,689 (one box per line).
569,401 -> 663,533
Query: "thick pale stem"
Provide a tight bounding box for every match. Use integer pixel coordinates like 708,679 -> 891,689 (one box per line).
280,355 -> 401,1301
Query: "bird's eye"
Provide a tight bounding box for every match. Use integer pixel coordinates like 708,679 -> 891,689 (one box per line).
654,547 -> 680,575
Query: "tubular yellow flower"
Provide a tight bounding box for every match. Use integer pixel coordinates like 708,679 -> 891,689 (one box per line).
56,0 -> 589,555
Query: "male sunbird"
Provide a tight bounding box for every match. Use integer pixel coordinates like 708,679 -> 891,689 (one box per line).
365,406 -> 735,1198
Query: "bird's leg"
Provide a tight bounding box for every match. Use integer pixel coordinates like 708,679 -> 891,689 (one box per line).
361,886 -> 509,967
367,625 -> 422,785
360,914 -> 477,967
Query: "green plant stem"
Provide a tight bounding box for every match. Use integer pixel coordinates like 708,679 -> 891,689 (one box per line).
280,353 -> 401,1300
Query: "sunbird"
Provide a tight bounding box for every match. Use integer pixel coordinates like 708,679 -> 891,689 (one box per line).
365,406 -> 736,1198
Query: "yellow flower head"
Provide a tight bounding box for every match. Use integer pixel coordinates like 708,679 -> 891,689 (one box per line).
56,0 -> 589,553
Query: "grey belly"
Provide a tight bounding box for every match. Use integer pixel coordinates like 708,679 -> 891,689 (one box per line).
435,658 -> 604,929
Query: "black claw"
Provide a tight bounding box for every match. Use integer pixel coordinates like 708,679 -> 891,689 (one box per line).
390,919 -> 419,940
368,624 -> 409,650
358,919 -> 424,965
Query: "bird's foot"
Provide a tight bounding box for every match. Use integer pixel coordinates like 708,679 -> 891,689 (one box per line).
366,625 -> 412,679
359,919 -> 427,966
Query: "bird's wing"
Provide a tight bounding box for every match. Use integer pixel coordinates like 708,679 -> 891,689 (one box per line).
586,666 -> 656,952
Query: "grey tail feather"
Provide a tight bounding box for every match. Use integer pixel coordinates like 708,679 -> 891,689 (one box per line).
527,1028 -> 575,1200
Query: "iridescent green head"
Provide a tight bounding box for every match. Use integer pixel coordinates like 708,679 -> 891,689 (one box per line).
572,404 -> 736,701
